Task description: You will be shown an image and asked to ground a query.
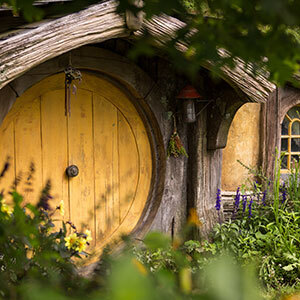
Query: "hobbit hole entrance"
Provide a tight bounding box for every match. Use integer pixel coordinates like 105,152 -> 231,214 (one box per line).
0,72 -> 153,253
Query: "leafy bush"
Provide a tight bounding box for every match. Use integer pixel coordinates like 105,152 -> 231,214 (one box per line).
130,154 -> 300,298
209,154 -> 300,291
0,182 -> 266,300
2,155 -> 300,299
127,231 -> 264,300
0,184 -> 94,299
0,190 -> 265,300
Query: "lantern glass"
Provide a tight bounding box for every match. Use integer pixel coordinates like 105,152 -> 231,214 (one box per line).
183,99 -> 196,123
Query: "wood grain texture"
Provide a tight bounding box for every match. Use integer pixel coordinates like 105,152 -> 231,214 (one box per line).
262,86 -> 300,179
14,96 -> 43,204
0,46 -> 166,249
0,0 -> 129,90
118,112 -> 139,223
263,89 -> 280,179
187,108 -> 222,237
0,120 -> 15,200
207,88 -> 244,150
0,85 -> 16,127
41,89 -> 69,220
93,94 -> 119,241
141,15 -> 276,103
0,0 -> 277,105
0,72 -> 152,253
78,73 -> 152,249
68,89 -> 95,243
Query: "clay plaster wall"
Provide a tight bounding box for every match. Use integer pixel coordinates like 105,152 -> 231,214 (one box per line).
221,103 -> 261,191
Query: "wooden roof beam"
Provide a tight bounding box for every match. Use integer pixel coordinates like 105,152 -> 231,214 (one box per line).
0,0 -> 130,90
141,15 -> 276,103
0,0 -> 276,103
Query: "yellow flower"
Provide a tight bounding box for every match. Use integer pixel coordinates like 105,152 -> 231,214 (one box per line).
75,237 -> 87,253
132,258 -> 147,276
1,200 -> 13,216
84,229 -> 92,243
64,233 -> 78,250
187,208 -> 202,227
65,232 -> 88,253
59,200 -> 65,217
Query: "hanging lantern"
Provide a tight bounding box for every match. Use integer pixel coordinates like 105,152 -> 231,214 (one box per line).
177,85 -> 202,123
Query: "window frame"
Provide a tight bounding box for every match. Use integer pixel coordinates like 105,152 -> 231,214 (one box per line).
281,105 -> 300,173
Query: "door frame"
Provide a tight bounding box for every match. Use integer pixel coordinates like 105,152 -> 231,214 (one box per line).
0,46 -> 167,244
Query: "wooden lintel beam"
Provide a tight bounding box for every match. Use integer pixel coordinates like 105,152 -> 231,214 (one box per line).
0,0 -> 277,105
0,0 -> 129,90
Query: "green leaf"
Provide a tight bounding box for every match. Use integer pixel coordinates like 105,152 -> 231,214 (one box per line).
143,232 -> 171,251
283,264 -> 295,271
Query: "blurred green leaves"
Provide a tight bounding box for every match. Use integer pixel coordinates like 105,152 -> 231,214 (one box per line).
1,0 -> 43,21
109,256 -> 154,300
119,0 -> 300,86
143,231 -> 171,251
205,256 -> 262,300
0,0 -> 101,22
1,0 -> 300,86
0,189 -> 284,300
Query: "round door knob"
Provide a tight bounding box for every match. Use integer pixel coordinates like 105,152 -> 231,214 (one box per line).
66,165 -> 79,178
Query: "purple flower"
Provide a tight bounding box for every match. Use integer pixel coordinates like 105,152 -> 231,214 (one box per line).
242,195 -> 247,213
248,197 -> 253,218
261,190 -> 267,206
215,188 -> 221,211
254,181 -> 258,191
234,187 -> 241,213
280,182 -> 287,204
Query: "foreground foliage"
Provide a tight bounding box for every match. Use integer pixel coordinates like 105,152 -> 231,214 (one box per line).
0,174 -> 265,300
0,189 -> 264,300
0,188 -> 95,299
2,154 -> 300,299
133,154 -> 300,299
208,155 -> 300,295
1,0 -> 300,86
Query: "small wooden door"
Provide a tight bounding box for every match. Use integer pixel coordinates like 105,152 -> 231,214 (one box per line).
0,73 -> 152,250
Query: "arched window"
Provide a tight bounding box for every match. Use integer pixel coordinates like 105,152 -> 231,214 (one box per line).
281,105 -> 300,172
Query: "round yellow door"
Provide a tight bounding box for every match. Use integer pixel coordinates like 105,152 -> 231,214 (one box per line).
0,72 -> 152,251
